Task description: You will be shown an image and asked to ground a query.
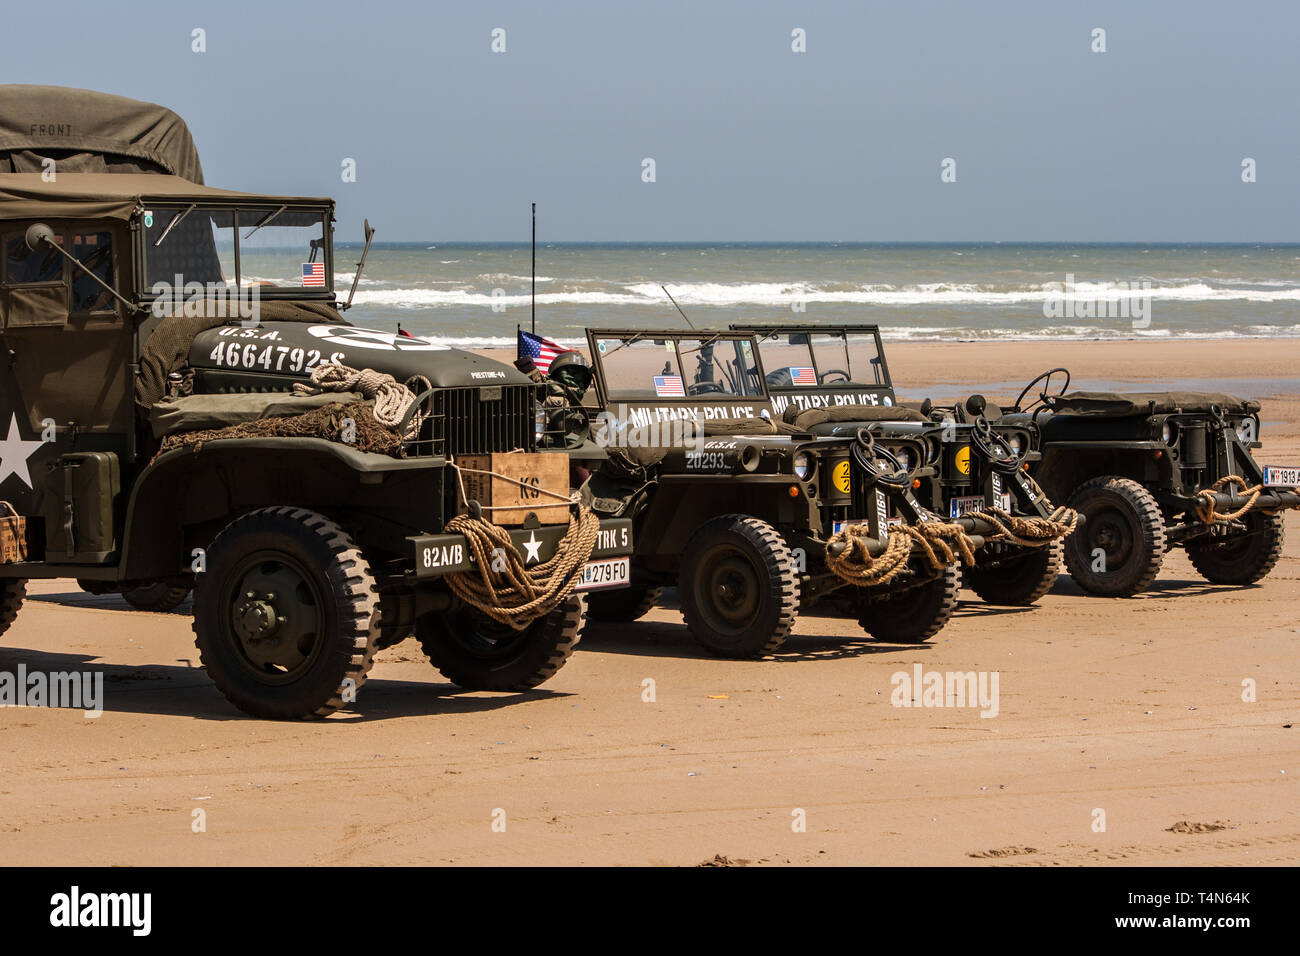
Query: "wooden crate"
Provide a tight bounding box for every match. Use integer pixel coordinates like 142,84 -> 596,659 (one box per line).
457,452 -> 571,525
0,501 -> 27,564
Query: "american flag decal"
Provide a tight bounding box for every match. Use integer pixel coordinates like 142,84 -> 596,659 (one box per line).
790,367 -> 816,386
301,262 -> 326,287
653,375 -> 685,397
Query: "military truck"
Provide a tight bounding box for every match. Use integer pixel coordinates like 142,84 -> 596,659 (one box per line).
999,368 -> 1300,596
0,89 -> 633,719
557,329 -> 964,658
735,324 -> 1071,606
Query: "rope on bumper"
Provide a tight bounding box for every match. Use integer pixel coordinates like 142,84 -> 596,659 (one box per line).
1190,475 -> 1300,524
443,505 -> 601,630
966,505 -> 1079,547
826,520 -> 972,587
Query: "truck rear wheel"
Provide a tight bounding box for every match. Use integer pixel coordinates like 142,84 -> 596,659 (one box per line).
123,582 -> 191,613
678,515 -> 799,658
963,540 -> 1062,606
193,507 -> 380,720
1063,476 -> 1166,597
860,563 -> 960,643
586,585 -> 663,622
1187,511 -> 1285,585
416,593 -> 584,691
0,579 -> 25,639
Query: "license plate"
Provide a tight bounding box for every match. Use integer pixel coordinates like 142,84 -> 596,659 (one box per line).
1262,465 -> 1300,487
833,518 -> 902,534
949,493 -> 1010,518
575,556 -> 630,591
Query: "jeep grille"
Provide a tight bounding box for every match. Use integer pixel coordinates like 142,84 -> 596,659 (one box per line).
413,385 -> 539,458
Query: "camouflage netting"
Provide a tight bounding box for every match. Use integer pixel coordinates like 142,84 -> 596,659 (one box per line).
155,400 -> 400,460
135,302 -> 347,408
1048,391 -> 1261,417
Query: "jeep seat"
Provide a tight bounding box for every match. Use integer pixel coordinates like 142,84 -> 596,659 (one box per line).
1046,391 -> 1260,418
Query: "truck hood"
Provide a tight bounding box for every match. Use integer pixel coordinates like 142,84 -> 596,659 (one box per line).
189,321 -> 532,390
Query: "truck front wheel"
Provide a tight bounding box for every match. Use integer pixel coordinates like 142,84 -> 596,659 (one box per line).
193,507 -> 380,720
1063,476 -> 1166,597
678,515 -> 799,658
1187,511 -> 1285,585
416,593 -> 584,690
0,578 -> 25,639
963,539 -> 1062,606
859,563 -> 960,643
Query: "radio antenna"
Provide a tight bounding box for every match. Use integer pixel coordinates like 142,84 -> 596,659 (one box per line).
661,284 -> 697,329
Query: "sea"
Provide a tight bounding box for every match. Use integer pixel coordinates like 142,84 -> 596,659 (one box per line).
331,242 -> 1300,349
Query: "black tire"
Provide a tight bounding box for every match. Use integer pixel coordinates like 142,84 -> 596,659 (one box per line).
0,578 -> 25,638
964,539 -> 1063,606
193,507 -> 380,720
586,585 -> 663,623
1063,476 -> 1166,597
860,563 -> 960,643
1186,511 -> 1285,585
123,582 -> 191,613
678,515 -> 799,658
416,593 -> 584,691
77,579 -> 111,596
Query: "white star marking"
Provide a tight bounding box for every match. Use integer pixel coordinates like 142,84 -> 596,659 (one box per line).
0,414 -> 43,488
522,531 -> 543,564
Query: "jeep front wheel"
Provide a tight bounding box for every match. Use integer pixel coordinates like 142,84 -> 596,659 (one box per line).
678,515 -> 799,658
860,563 -> 960,643
416,593 -> 584,690
0,578 -> 25,639
193,507 -> 380,720
964,539 -> 1062,606
1063,476 -> 1166,597
1186,511 -> 1285,585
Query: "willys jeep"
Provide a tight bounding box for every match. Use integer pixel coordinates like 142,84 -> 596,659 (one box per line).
1001,369 -> 1300,596
734,324 -> 1075,607
547,328 -> 969,658
0,88 -> 632,719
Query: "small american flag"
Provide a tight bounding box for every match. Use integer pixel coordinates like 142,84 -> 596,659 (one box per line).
790,367 -> 816,386
518,329 -> 565,374
301,262 -> 326,287
653,374 -> 685,397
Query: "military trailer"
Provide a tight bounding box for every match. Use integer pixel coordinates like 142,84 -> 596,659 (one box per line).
1000,368 -> 1300,596
0,89 -> 633,720
735,324 -> 1073,606
561,328 -> 966,657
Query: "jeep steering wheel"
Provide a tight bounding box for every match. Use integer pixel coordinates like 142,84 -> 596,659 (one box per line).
1013,367 -> 1070,414
820,368 -> 851,384
688,381 -> 726,396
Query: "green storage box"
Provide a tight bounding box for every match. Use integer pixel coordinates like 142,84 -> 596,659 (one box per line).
43,452 -> 121,563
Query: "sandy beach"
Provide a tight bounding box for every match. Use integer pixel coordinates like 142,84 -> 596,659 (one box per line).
1,337 -> 1296,867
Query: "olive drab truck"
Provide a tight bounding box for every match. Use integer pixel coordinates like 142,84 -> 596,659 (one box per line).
734,324 -> 1077,607
998,368 -> 1300,596
553,329 -> 967,658
0,87 -> 634,719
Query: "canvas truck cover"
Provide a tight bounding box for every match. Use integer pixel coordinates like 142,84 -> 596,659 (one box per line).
0,86 -> 204,183
0,172 -> 332,221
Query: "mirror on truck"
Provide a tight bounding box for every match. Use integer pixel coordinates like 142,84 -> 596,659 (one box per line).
23,222 -> 138,314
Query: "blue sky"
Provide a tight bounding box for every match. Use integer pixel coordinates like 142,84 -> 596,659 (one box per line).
4,0 -> 1297,241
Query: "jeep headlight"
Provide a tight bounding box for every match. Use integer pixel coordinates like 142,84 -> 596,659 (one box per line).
1161,421 -> 1176,444
892,446 -> 913,472
1006,432 -> 1025,456
793,451 -> 814,480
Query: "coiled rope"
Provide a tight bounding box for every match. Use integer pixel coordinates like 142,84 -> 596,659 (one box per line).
1193,474 -> 1300,524
294,363 -> 426,439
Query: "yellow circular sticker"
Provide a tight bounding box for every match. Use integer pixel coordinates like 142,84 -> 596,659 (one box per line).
832,460 -> 852,494
955,445 -> 971,475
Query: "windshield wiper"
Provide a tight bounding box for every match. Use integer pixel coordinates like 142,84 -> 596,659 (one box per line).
152,204 -> 196,247
243,205 -> 287,240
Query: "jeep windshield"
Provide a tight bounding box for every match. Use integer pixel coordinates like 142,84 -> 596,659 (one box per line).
592,334 -> 765,401
750,328 -> 887,389
141,202 -> 332,295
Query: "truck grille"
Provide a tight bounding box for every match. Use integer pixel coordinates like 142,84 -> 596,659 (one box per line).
423,385 -> 539,457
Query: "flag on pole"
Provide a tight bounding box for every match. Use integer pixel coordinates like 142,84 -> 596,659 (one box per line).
518,328 -> 564,374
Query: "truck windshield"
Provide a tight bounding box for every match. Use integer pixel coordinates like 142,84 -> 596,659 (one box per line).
593,335 -> 765,401
142,204 -> 330,293
752,329 -> 886,388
